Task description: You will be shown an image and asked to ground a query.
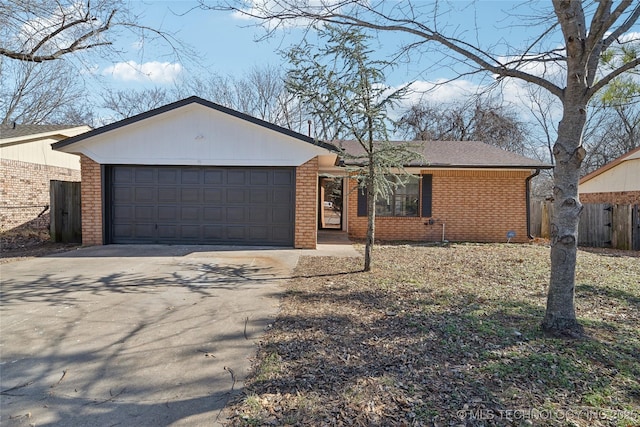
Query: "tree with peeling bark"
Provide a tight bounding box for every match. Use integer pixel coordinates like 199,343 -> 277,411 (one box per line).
0,0 -> 185,62
286,25 -> 421,271
210,0 -> 640,335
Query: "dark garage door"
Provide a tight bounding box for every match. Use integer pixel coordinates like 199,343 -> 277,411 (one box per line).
108,166 -> 295,246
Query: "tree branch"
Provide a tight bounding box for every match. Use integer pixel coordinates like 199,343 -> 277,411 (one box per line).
589,56 -> 640,97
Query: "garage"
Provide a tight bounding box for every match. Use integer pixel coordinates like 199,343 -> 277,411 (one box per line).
107,165 -> 295,246
52,96 -> 338,249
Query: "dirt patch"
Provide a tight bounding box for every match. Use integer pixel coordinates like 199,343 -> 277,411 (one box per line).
1,227 -> 79,263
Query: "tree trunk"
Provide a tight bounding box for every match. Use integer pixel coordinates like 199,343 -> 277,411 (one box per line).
542,95 -> 587,336
363,167 -> 376,272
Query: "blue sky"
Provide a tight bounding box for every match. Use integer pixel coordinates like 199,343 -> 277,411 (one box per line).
97,1 -> 547,91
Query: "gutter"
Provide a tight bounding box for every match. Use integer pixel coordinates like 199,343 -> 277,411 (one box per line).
525,168 -> 542,239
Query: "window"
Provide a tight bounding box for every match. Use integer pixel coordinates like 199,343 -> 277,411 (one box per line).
376,176 -> 420,217
358,175 -> 429,217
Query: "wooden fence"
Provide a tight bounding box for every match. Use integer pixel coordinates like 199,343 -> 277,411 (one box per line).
530,201 -> 640,250
50,180 -> 82,243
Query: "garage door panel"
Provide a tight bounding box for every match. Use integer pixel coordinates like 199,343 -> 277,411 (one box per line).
181,169 -> 201,184
250,170 -> 269,185
113,187 -> 133,203
272,206 -> 292,223
181,206 -> 199,221
113,167 -> 134,183
158,169 -> 179,184
133,224 -> 155,239
250,190 -> 268,203
113,206 -> 133,221
227,170 -> 247,185
135,206 -> 154,221
180,225 -> 200,239
158,225 -> 177,239
203,207 -> 223,221
227,188 -> 248,204
181,188 -> 200,203
273,170 -> 293,185
158,206 -> 178,221
250,207 -> 268,222
110,166 -> 295,246
271,226 -> 293,243
226,207 -> 246,223
273,189 -> 293,204
135,169 -> 155,183
134,187 -> 155,203
204,188 -> 223,203
203,225 -> 223,239
204,170 -> 224,184
158,187 -> 178,202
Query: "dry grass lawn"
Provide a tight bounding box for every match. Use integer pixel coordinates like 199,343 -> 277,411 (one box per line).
224,243 -> 639,426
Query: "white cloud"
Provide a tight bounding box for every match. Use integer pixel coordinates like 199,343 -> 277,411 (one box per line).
102,61 -> 183,83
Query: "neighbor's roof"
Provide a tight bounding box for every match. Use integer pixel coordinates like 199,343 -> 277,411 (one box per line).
0,124 -> 91,144
336,140 -> 553,169
53,96 -> 338,152
579,146 -> 640,185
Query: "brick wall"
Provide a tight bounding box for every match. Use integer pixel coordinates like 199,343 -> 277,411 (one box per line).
295,157 -> 318,249
580,191 -> 640,205
0,158 -> 80,231
348,169 -> 532,243
80,155 -> 103,246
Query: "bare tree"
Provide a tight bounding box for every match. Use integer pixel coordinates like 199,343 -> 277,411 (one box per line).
0,58 -> 88,124
397,98 -> 530,155
101,87 -> 175,122
213,0 -> 640,335
0,0 -> 185,63
99,66 -> 307,132
180,66 -> 306,130
582,101 -> 640,173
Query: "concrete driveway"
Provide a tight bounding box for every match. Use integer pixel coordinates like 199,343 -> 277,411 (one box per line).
0,244 -> 351,426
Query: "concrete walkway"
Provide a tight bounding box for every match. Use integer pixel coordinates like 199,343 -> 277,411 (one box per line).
0,243 -> 359,426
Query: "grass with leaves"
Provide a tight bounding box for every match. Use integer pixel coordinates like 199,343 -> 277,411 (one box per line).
225,243 -> 640,426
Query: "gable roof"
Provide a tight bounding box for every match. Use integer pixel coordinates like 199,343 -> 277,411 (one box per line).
0,124 -> 91,145
53,96 -> 337,152
336,140 -> 552,169
579,146 -> 640,185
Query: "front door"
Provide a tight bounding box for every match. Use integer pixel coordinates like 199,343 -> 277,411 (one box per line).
318,177 -> 342,230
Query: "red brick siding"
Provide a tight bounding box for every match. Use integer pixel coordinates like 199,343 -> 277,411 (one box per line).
580,191 -> 640,205
295,157 -> 318,249
0,158 -> 80,231
348,169 -> 532,243
80,155 -> 103,246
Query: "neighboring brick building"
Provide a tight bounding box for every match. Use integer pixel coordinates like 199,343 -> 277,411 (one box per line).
0,124 -> 90,231
579,147 -> 640,205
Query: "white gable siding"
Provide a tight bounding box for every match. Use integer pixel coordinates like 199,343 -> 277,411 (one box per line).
59,104 -> 334,167
579,158 -> 640,193
0,137 -> 80,169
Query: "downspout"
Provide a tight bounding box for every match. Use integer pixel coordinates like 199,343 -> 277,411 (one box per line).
525,168 -> 542,240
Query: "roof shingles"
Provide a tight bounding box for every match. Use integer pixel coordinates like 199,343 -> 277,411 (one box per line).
336,140 -> 552,168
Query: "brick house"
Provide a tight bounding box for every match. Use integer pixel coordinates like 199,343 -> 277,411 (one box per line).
53,96 -> 550,248
1,124 -> 91,231
328,140 -> 552,244
579,146 -> 640,205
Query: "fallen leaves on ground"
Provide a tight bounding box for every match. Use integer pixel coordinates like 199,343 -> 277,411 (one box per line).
224,243 -> 640,426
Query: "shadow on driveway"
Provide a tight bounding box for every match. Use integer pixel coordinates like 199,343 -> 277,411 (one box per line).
0,245 -> 299,426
